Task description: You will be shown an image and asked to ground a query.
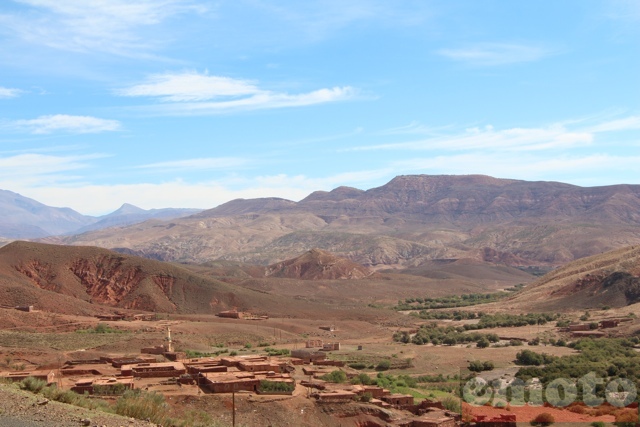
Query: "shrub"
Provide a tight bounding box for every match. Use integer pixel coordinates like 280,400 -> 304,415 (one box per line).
531,413 -> 555,426
360,392 -> 373,402
375,360 -> 391,371
320,370 -> 347,383
482,361 -> 494,371
19,377 -> 47,393
258,380 -> 294,393
114,391 -> 173,426
615,410 -> 637,427
349,363 -> 367,370
476,338 -> 490,348
468,361 -> 485,372
441,395 -> 461,412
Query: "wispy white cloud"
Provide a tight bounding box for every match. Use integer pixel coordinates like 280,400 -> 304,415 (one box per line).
0,86 -> 22,98
118,72 -> 259,102
584,115 -> 640,133
119,71 -> 358,115
437,43 -> 553,66
241,0 -> 431,44
10,114 -> 121,134
349,123 -> 593,153
137,157 -> 250,171
0,0 -> 207,56
0,153 -> 105,186
377,121 -> 455,136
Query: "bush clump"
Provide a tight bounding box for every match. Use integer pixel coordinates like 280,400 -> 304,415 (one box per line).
375,360 -> 391,371
531,412 -> 555,426
320,370 -> 347,383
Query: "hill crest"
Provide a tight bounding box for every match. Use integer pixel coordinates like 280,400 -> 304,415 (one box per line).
265,248 -> 373,280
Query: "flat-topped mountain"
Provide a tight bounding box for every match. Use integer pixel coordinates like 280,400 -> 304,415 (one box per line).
199,174 -> 640,225
37,175 -> 640,267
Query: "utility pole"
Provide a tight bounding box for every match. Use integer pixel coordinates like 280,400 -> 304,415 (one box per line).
232,385 -> 236,427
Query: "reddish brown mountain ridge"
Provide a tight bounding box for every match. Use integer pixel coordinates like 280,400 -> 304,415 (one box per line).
43,174 -> 640,267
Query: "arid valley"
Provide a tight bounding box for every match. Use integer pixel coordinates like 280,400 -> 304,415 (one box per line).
1,175 -> 640,426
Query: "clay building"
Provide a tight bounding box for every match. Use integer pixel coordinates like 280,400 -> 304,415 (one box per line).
238,360 -> 283,373
220,355 -> 268,368
141,345 -> 166,355
198,371 -> 295,394
60,366 -> 104,376
198,372 -> 261,393
306,339 -> 323,348
15,305 -> 34,312
313,390 -> 356,402
185,359 -> 228,374
382,393 -> 415,408
291,349 -> 326,363
217,309 -> 243,319
322,342 -> 341,351
121,361 -> 186,378
95,314 -> 124,321
103,356 -> 156,368
568,323 -> 591,332
600,319 -> 621,328
71,377 -> 134,395
0,370 -> 55,384
362,385 -> 388,399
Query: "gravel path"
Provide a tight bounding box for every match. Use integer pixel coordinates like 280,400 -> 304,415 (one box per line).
0,383 -> 157,427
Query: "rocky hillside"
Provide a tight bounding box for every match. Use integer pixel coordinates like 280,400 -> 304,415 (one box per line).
501,245 -> 640,311
265,248 -> 373,280
44,175 -> 640,267
0,241 -> 328,316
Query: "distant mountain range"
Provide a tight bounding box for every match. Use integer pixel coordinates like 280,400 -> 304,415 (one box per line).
27,174 -> 640,268
0,189 -> 202,239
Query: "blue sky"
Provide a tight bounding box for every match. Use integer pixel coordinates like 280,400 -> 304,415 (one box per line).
1,0 -> 639,216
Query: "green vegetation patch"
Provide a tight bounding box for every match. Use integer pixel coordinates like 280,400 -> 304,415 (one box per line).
395,292 -> 509,311
394,322 -> 500,346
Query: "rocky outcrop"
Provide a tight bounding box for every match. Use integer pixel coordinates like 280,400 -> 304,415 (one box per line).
69,256 -> 144,305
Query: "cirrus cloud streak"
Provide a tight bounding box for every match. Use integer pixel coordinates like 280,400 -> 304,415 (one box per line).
9,114 -> 121,134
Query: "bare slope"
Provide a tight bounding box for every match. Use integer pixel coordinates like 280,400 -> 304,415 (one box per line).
501,245 -> 640,311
